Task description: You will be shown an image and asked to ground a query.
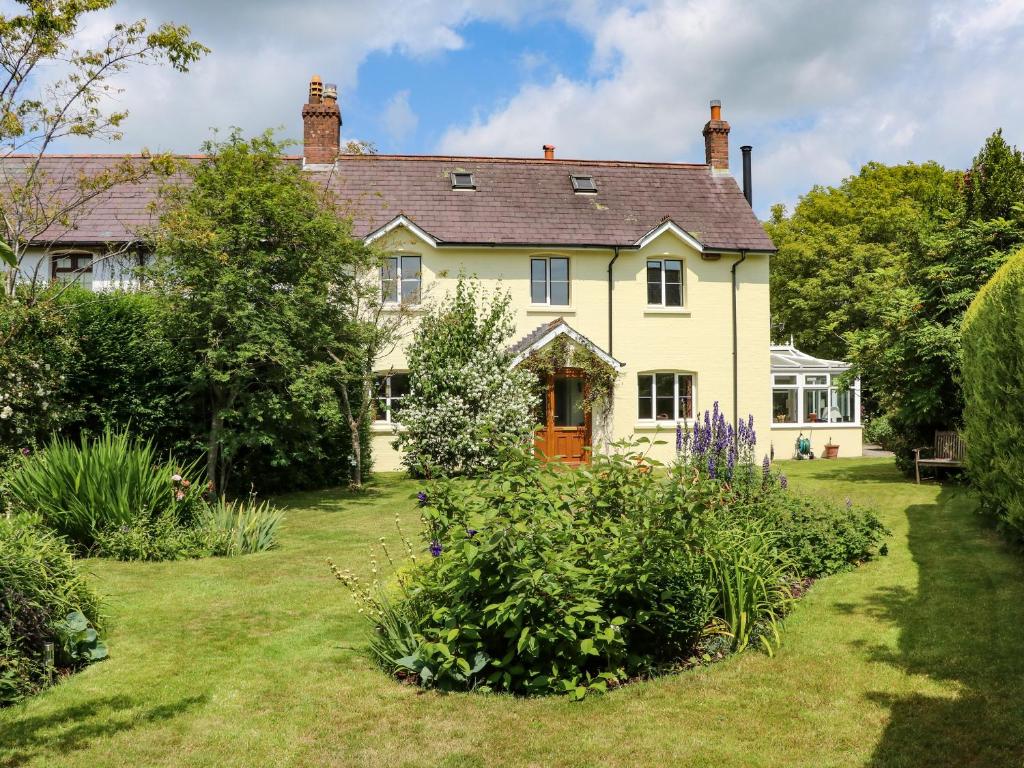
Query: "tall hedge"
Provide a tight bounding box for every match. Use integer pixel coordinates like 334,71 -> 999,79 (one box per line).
961,247 -> 1024,539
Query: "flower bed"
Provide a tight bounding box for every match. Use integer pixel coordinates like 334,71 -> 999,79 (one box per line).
335,408 -> 888,698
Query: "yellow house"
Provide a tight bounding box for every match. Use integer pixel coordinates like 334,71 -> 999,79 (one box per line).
295,79 -> 777,470
3,76 -> 795,471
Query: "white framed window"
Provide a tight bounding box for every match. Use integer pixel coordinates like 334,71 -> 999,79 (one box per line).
381,255 -> 421,305
374,372 -> 410,424
530,256 -> 570,306
637,372 -> 694,421
646,258 -> 684,307
771,371 -> 860,425
51,252 -> 94,290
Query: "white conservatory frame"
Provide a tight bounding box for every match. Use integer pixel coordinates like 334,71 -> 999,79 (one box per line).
770,344 -> 861,428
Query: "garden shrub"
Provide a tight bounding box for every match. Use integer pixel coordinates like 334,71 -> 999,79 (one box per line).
0,517 -> 105,706
60,288 -> 199,455
863,413 -> 895,449
338,409 -> 888,698
5,429 -> 206,550
396,278 -> 537,477
961,247 -> 1024,539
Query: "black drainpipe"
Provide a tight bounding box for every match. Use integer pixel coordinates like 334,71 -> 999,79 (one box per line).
607,246 -> 620,356
731,249 -> 748,432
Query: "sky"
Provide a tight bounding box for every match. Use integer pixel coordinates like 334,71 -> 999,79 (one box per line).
20,0 -> 1024,217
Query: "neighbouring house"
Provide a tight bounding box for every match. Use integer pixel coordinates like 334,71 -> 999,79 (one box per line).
768,343 -> 862,459
3,75 -> 865,468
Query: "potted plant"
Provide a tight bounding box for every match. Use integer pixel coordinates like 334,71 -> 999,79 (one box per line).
823,437 -> 839,459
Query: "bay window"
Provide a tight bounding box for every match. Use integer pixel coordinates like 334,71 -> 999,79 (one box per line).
638,372 -> 694,421
772,372 -> 859,425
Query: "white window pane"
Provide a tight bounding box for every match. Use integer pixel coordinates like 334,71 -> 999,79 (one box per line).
646,261 -> 663,305
773,389 -> 798,423
531,259 -> 547,303
677,375 -> 693,419
638,374 -> 653,420
655,373 -> 674,420
805,389 -> 829,422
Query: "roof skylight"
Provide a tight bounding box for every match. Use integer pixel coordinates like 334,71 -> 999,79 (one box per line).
450,172 -> 475,190
570,174 -> 597,193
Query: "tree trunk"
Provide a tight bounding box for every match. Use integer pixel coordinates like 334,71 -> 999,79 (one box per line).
208,408 -> 223,494
350,421 -> 362,489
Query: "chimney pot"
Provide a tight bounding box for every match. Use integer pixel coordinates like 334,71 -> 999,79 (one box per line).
543,144 -> 555,160
703,99 -> 730,171
303,74 -> 341,165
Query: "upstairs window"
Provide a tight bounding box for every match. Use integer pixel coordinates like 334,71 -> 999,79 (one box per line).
450,172 -> 475,190
381,255 -> 421,305
570,174 -> 596,193
530,256 -> 570,305
51,252 -> 93,290
638,372 -> 694,421
374,372 -> 410,424
646,258 -> 684,307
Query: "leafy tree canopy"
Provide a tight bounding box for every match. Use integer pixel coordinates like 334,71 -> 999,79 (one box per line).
768,130 -> 1024,467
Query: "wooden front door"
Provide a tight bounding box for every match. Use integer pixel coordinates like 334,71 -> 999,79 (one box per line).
534,369 -> 591,464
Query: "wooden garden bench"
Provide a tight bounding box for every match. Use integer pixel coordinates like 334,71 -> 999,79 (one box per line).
913,431 -> 965,484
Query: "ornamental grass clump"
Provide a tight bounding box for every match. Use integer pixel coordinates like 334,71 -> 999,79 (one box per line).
5,429 -> 206,551
6,429 -> 285,561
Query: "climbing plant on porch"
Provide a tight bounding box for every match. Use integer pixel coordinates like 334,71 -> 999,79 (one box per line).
519,334 -> 620,412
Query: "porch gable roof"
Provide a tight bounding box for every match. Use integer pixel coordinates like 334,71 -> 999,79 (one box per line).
509,317 -> 624,370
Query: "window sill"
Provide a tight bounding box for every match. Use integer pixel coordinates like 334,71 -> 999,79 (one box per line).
370,422 -> 407,434
527,305 -> 575,315
769,422 -> 861,429
381,304 -> 425,314
633,420 -> 694,431
643,307 -> 690,316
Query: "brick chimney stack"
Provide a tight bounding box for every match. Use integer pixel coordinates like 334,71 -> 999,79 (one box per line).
702,99 -> 730,171
543,144 -> 555,160
302,75 -> 341,165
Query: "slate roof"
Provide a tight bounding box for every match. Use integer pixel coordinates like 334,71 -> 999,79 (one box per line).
2,153 -> 775,252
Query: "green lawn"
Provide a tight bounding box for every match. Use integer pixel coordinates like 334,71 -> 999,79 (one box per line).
2,459 -> 1023,767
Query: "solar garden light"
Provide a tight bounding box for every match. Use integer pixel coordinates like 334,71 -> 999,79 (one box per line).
43,641 -> 55,684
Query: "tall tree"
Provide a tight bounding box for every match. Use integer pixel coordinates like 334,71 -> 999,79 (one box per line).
768,132 -> 1024,468
766,161 -> 959,361
0,0 -> 207,291
146,131 -> 374,492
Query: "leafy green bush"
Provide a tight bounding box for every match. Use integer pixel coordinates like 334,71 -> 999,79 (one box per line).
336,435 -> 885,699
962,247 -> 1024,539
91,508 -> 227,561
863,413 -> 895,449
5,429 -> 206,550
747,489 -> 889,578
0,517 -> 105,706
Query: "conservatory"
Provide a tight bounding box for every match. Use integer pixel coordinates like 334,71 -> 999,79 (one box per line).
767,343 -> 862,458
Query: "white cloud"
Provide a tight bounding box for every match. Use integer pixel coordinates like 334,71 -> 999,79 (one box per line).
45,0 -> 549,152
382,90 -> 418,142
438,0 -> 1024,214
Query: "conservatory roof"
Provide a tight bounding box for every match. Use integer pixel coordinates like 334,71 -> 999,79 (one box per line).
770,344 -> 850,372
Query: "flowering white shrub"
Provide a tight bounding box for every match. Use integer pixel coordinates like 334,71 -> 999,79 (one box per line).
396,278 -> 537,476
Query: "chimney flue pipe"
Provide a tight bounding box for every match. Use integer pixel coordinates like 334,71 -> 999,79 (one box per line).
741,145 -> 752,208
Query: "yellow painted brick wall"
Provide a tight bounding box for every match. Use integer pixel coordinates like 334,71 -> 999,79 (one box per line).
370,226 -> 772,471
